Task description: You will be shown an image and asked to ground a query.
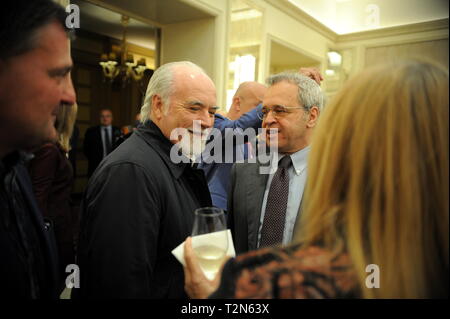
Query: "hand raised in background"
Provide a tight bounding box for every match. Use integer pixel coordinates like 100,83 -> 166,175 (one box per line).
299,67 -> 324,85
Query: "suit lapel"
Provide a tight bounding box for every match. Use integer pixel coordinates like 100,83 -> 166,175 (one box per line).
246,162 -> 269,251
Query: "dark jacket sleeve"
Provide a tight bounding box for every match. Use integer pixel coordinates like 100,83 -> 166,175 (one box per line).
214,104 -> 263,133
28,144 -> 59,217
77,162 -> 162,298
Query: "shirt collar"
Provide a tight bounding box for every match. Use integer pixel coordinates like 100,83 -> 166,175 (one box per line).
270,145 -> 311,176
288,145 -> 310,175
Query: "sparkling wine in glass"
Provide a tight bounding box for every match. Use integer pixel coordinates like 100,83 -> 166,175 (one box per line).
191,207 -> 228,280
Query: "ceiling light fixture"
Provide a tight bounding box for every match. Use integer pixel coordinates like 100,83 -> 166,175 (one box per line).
99,15 -> 149,86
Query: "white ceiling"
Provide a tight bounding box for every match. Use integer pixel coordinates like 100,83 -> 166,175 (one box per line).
95,0 -> 212,24
288,0 -> 449,34
72,0 -> 213,50
73,0 -> 157,49
71,0 -> 449,48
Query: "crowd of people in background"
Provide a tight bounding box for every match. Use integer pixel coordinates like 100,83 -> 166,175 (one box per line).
0,0 -> 448,300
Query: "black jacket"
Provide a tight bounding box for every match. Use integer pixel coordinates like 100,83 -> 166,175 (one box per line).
83,125 -> 121,177
28,143 -> 75,285
74,121 -> 212,299
0,152 -> 60,299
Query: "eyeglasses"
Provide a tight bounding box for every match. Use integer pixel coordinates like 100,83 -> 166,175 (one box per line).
258,105 -> 304,120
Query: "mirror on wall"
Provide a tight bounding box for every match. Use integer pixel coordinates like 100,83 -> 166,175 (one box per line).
226,0 -> 263,111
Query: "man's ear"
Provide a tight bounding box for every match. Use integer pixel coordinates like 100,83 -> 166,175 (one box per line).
232,96 -> 241,112
151,94 -> 164,120
306,106 -> 320,128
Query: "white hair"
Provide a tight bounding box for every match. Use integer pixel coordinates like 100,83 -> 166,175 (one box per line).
266,71 -> 324,111
140,61 -> 207,123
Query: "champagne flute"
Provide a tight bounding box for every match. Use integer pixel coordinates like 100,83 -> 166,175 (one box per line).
191,207 -> 228,280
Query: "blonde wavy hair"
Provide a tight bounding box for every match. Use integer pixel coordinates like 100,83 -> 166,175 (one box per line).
296,59 -> 449,298
55,103 -> 78,152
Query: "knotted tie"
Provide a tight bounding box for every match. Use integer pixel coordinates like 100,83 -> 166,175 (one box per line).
259,155 -> 292,247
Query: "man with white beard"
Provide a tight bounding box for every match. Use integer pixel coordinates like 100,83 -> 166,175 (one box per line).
171,119 -> 211,163
74,61 -> 216,299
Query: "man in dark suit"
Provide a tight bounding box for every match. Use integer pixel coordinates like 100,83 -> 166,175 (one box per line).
0,0 -> 76,298
228,71 -> 323,254
83,109 -> 121,177
201,69 -> 322,212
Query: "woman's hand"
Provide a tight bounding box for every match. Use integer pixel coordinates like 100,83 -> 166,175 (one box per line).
183,237 -> 222,299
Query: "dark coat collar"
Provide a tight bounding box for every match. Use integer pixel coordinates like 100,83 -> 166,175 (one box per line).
1,151 -> 33,176
135,120 -> 194,180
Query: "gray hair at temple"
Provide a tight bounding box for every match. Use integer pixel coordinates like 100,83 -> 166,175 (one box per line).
140,61 -> 207,123
266,71 -> 324,112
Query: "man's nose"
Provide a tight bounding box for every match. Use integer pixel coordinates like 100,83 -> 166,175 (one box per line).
263,111 -> 277,127
62,75 -> 76,105
198,110 -> 214,129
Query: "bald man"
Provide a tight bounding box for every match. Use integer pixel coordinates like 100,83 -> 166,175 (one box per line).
227,81 -> 267,120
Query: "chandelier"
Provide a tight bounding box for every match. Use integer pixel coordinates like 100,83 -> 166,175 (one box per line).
99,15 -> 149,85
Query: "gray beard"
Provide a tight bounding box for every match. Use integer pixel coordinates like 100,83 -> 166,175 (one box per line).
177,132 -> 207,162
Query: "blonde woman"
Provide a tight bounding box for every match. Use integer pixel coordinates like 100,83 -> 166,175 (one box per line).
28,103 -> 78,292
183,59 -> 448,299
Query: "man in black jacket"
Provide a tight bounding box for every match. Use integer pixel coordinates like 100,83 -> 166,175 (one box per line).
75,61 -> 217,298
0,0 -> 76,299
83,109 -> 121,177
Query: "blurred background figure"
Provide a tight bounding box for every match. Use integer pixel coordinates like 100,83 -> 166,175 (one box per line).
226,81 -> 267,121
83,109 -> 121,177
114,113 -> 142,150
28,103 -> 78,293
183,59 -> 449,299
134,113 -> 141,128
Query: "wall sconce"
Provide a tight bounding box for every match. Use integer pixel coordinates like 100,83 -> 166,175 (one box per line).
326,50 -> 343,78
327,51 -> 342,67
